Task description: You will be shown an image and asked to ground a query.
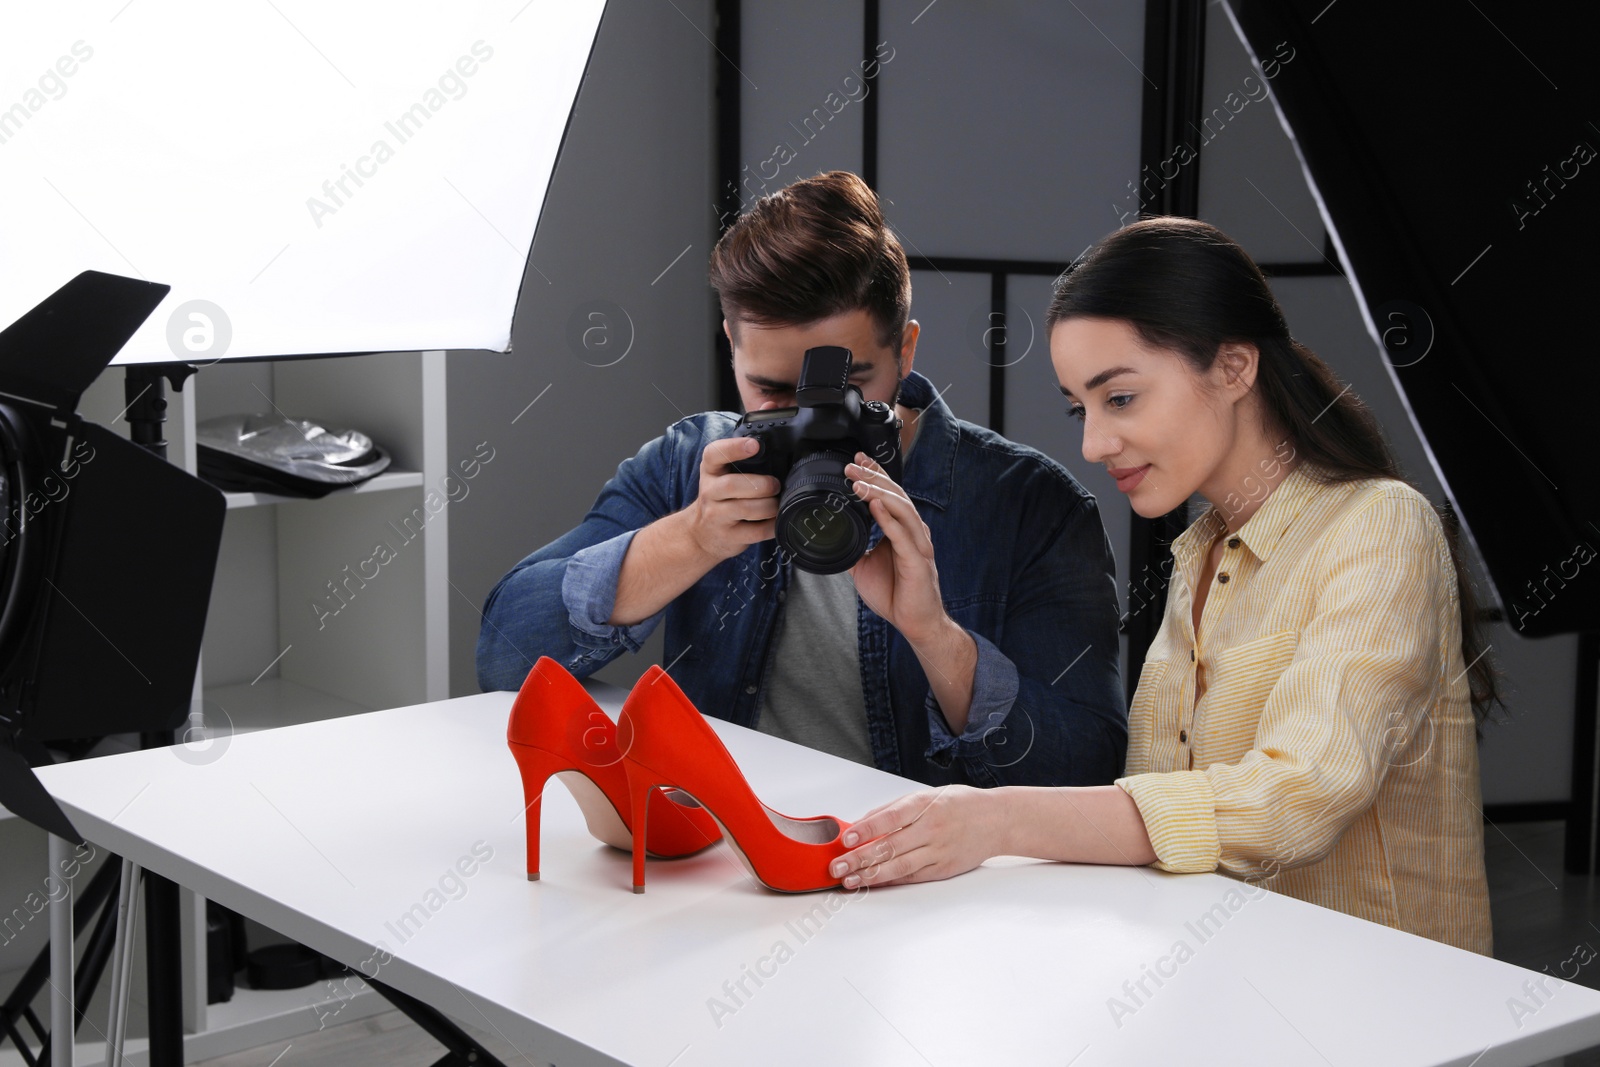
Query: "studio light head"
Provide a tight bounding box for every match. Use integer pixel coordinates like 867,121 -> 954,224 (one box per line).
0,271 -> 225,840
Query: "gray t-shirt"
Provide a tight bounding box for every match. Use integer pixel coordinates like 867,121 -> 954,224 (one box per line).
755,414 -> 923,766
755,566 -> 875,765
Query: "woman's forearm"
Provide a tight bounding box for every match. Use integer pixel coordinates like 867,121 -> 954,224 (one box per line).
994,785 -> 1158,867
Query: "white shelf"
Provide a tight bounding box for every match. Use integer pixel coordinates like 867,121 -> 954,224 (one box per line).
190,979 -> 387,1061
222,468 -> 424,509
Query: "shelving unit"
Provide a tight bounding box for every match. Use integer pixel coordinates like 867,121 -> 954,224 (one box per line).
190,350 -> 452,718
220,468 -> 424,510
0,350 -> 452,1066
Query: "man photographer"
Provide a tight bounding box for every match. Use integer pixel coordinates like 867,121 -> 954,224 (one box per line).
477,171 -> 1124,788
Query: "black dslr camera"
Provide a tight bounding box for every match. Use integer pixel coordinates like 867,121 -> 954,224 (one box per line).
728,346 -> 902,574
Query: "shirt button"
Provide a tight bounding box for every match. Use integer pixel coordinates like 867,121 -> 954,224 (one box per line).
1218,573 -> 1230,584
1179,730 -> 1188,743
778,591 -> 786,602
1227,537 -> 1240,549
1189,649 -> 1195,661
744,685 -> 757,695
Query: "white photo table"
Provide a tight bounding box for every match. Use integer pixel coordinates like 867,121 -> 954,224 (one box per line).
35,684 -> 1600,1066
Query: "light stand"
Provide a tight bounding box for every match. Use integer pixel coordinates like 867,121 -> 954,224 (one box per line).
126,362 -> 197,1067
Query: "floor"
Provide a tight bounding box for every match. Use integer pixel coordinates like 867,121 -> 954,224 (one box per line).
1485,820 -> 1600,1066
189,1009 -> 521,1067
173,820 -> 1593,1066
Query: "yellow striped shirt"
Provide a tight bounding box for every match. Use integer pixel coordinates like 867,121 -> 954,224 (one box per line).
1115,462 -> 1493,955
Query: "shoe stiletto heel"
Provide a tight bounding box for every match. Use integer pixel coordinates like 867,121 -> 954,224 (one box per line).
619,666 -> 852,894
508,743 -> 565,880
627,771 -> 654,894
507,658 -> 721,883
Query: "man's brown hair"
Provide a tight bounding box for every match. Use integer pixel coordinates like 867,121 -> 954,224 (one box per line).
708,171 -> 911,349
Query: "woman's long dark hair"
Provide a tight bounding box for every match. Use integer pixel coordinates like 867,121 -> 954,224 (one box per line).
1047,217 -> 1500,726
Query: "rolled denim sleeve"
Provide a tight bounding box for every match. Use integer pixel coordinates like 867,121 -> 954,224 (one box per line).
923,631 -> 1018,759
476,416 -> 716,691
562,529 -> 662,651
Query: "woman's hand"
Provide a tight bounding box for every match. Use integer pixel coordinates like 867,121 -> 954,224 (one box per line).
830,785 -> 1005,888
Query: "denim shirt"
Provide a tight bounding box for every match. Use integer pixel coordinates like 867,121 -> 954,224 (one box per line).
476,371 -> 1126,788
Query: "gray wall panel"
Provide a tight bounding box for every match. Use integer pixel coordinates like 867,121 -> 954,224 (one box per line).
877,0 -> 1143,260
905,269 -> 992,429
1267,276 -> 1443,500
1478,626 -> 1578,805
1197,9 -> 1329,264
739,0 -> 866,206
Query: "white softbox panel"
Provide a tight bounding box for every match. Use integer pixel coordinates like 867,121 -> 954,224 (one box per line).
0,0 -> 605,363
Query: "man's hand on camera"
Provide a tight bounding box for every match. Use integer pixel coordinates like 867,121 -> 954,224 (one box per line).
607,434 -> 777,626
845,452 -> 948,644
685,436 -> 780,564
847,451 -> 979,731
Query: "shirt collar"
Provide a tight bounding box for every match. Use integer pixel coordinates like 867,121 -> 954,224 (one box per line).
896,370 -> 959,511
1171,461 -> 1327,568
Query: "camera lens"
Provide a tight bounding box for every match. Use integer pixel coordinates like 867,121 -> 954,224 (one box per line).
775,450 -> 871,574
785,501 -> 854,555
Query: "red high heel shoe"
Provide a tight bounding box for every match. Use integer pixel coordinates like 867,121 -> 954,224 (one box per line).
618,666 -> 851,894
507,658 -> 721,881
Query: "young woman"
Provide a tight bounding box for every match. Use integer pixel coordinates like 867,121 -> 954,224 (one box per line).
829,217 -> 1497,955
